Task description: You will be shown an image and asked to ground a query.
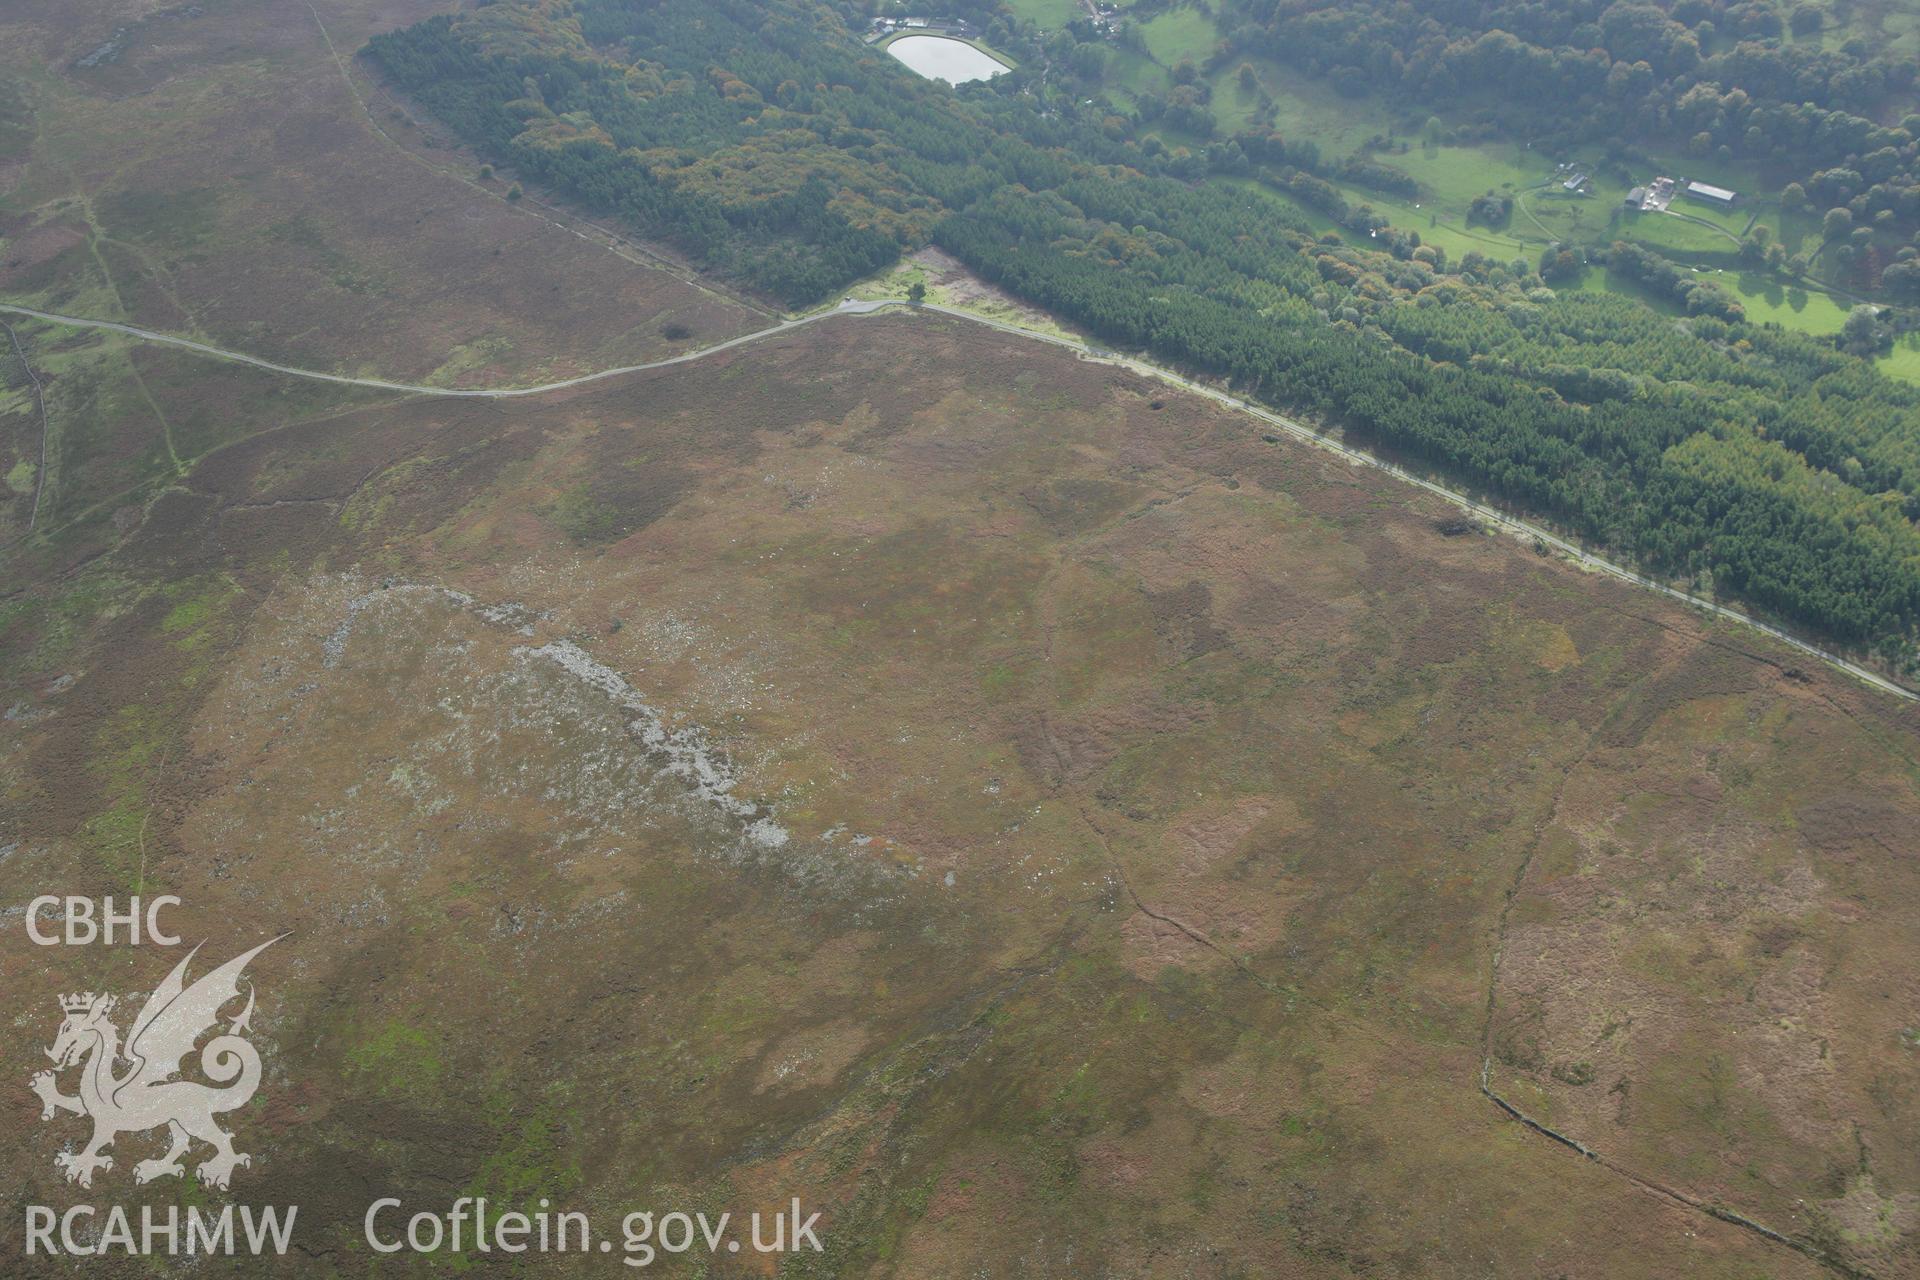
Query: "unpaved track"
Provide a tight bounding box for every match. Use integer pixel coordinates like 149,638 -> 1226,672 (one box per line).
0,299 -> 878,398
2,294 -> 1913,708
1,318 -> 50,540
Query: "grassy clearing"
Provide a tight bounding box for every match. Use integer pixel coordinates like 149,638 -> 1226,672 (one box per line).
1625,211 -> 1741,255
1108,47 -> 1170,99
1277,161 -> 1851,334
1235,70 -> 1397,157
1139,7 -> 1218,64
1881,334 -> 1920,385
1668,197 -> 1752,236
1205,58 -> 1268,135
1726,274 -> 1852,333
1395,207 -> 1534,260
1004,0 -> 1083,26
1301,171 -> 1536,261
1389,142 -> 1547,209
1517,191 -> 1611,242
847,252 -> 1083,342
1568,262 -> 1727,320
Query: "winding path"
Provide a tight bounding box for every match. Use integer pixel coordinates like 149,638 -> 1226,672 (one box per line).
2,293 -> 1913,707
0,299 -> 883,397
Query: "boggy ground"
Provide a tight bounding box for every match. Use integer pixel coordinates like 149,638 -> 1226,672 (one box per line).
3,310 -> 1915,1276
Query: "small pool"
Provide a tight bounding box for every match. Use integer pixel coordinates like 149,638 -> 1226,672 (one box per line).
886,34 -> 1010,85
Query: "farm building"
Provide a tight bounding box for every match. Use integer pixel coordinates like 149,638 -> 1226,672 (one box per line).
1682,180 -> 1736,206
1634,176 -> 1677,212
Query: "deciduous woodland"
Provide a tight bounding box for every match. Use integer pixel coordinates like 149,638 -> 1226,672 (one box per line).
372,0 -> 1920,665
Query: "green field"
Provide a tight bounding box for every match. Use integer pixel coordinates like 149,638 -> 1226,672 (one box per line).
1882,332 -> 1920,385
1218,63 -> 1399,156
1205,56 -> 1270,136
1517,190 -> 1609,240
1720,272 -> 1852,332
1668,196 -> 1753,236
1624,210 -> 1742,255
1050,0 -> 1877,347
1138,6 -> 1217,64
1369,142 -> 1763,256
1127,57 -> 1811,325
1387,204 -> 1534,260
1336,141 -> 1851,334
1004,0 -> 1083,26
1106,47 -> 1169,100
1307,170 -> 1538,261
1388,142 -> 1546,209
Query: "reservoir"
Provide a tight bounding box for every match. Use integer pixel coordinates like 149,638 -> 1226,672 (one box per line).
886,34 -> 1010,85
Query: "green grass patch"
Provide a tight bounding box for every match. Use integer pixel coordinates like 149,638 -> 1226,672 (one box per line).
82,698 -> 174,891
1776,206 -> 1825,259
1139,6 -> 1218,65
1668,197 -> 1752,235
1724,274 -> 1851,334
345,1020 -> 446,1100
1004,0 -> 1082,26
1385,142 -> 1548,210
1623,211 -> 1740,255
1344,185 -> 1534,259
1880,333 -> 1920,385
1233,69 -> 1397,158
459,1083 -> 591,1235
1108,47 -> 1170,97
1206,58 -> 1270,135
1515,192 -> 1612,245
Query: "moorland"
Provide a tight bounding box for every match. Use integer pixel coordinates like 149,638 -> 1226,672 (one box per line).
1,1 -> 1918,1277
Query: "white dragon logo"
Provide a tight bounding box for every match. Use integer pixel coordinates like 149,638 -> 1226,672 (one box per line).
30,937 -> 281,1191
